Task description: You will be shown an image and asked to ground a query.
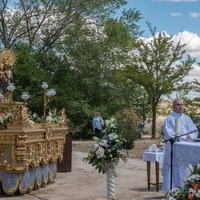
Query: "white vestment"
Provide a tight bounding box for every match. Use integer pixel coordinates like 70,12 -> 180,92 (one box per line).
162,112 -> 198,192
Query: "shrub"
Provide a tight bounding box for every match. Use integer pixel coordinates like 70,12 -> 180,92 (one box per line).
114,108 -> 141,150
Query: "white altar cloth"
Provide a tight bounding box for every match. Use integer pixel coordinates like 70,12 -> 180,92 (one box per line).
143,151 -> 164,163
164,141 -> 200,167
162,141 -> 200,192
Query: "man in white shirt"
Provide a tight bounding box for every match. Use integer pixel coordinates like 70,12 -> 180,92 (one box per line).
92,112 -> 104,138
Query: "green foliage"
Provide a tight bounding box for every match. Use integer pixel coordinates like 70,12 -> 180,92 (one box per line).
120,8 -> 143,37
114,108 -> 141,150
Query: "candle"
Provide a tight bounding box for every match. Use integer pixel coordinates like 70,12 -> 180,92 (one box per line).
175,118 -> 180,136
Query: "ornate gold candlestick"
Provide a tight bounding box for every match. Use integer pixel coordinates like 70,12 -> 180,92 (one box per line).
41,82 -> 56,122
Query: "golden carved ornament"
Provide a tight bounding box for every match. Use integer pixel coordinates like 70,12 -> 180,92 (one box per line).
0,49 -> 16,67
0,49 -> 16,85
37,143 -> 45,157
0,127 -> 67,172
27,144 -> 36,159
0,144 -> 9,157
44,123 -> 53,140
10,104 -> 29,125
60,108 -> 69,126
15,135 -> 27,161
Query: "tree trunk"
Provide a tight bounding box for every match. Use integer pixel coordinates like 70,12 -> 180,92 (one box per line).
151,102 -> 157,138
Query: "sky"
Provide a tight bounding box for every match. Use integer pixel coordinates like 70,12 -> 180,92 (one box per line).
119,0 -> 200,99
125,0 -> 200,37
121,0 -> 200,59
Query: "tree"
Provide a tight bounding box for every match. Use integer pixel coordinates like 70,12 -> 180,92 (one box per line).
1,0 -> 143,138
0,0 -> 127,49
122,29 -> 196,138
51,13 -> 143,136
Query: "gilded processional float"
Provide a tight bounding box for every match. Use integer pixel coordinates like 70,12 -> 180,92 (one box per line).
0,50 -> 68,195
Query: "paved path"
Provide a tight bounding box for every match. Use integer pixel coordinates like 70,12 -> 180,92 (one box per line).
0,151 -> 165,200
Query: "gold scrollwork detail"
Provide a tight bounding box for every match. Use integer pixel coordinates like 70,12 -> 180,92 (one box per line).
10,105 -> 29,125
47,141 -> 54,162
0,126 -> 67,172
47,141 -> 53,156
30,159 -> 37,168
27,144 -> 35,159
15,135 -> 27,161
0,160 -> 12,171
40,157 -> 48,165
44,123 -> 52,140
0,144 -> 10,157
37,143 -> 45,157
60,108 -> 69,127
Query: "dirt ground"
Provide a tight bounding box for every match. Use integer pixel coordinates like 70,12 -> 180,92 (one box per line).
72,136 -> 163,159
0,136 -> 166,200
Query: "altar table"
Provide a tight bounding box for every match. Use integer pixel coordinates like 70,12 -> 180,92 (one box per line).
143,151 -> 164,192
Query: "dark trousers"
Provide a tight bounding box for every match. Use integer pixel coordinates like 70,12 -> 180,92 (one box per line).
94,128 -> 102,138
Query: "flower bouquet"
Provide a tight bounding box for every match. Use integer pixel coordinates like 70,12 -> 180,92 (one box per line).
163,163 -> 200,200
83,118 -> 127,199
83,118 -> 127,174
0,112 -> 12,129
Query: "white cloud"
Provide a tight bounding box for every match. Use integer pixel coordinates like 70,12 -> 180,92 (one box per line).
140,31 -> 200,58
183,64 -> 200,98
189,12 -> 200,18
184,63 -> 200,82
171,12 -> 182,16
172,33 -> 200,98
172,31 -> 200,58
163,64 -> 200,99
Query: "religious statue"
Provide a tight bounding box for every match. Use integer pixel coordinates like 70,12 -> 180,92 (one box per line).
0,49 -> 16,102
0,50 -> 16,102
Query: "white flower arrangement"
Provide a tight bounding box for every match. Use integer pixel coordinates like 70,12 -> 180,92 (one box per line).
83,118 -> 127,174
163,162 -> 200,200
0,112 -> 12,129
28,109 -> 63,127
46,109 -> 62,125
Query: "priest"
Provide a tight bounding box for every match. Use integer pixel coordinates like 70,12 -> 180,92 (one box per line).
162,98 -> 198,192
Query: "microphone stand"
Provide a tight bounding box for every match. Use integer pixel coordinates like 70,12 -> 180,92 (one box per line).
164,128 -> 200,190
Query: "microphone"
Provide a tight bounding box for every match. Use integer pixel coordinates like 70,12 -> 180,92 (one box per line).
164,128 -> 200,143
